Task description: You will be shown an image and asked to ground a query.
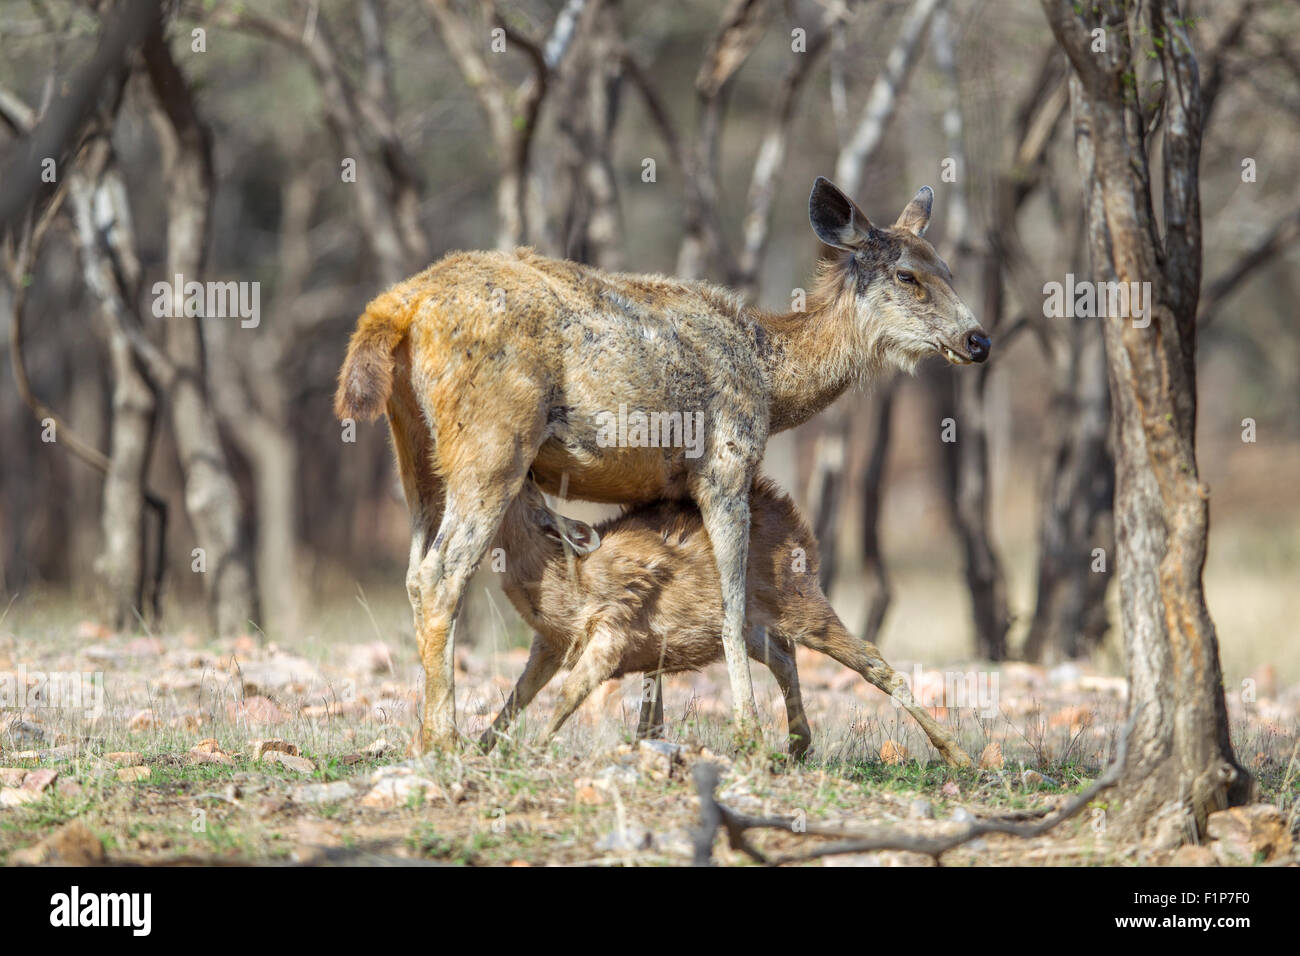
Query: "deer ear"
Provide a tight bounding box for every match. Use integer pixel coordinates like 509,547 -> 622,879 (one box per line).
894,186 -> 933,237
809,176 -> 873,250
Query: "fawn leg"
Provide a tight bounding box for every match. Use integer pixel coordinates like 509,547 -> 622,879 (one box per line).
542,629 -> 622,740
480,637 -> 561,753
749,630 -> 812,760
692,468 -> 760,743
793,614 -> 972,767
635,675 -> 665,739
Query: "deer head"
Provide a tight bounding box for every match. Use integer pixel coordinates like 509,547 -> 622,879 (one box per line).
808,177 -> 990,369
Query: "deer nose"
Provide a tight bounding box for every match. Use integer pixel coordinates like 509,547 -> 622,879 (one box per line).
967,331 -> 991,363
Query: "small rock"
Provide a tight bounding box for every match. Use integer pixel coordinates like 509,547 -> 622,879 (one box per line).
186,749 -> 234,766
260,751 -> 315,773
345,642 -> 393,675
574,783 -> 605,806
226,696 -> 288,725
951,807 -> 976,824
128,709 -> 158,732
941,780 -> 961,799
2,719 -> 51,747
21,768 -> 57,793
1207,804 -> 1293,865
363,736 -> 393,757
193,738 -> 222,753
105,752 -> 144,765
290,845 -> 328,865
880,740 -> 908,765
360,775 -> 440,808
0,787 -> 42,807
978,742 -> 1004,770
1171,845 -> 1218,867
10,820 -> 105,865
909,798 -> 934,820
595,825 -> 653,852
291,781 -> 355,805
237,653 -> 324,695
251,738 -> 300,760
825,850 -> 936,867
116,766 -> 150,782
1020,769 -> 1057,788
637,739 -> 685,777
1048,662 -> 1082,690
593,763 -> 639,788
0,768 -> 26,787
170,714 -> 202,732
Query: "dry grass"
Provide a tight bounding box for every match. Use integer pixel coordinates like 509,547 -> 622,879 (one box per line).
0,575 -> 1295,866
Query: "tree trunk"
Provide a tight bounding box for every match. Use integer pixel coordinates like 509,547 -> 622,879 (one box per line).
1024,311 -> 1113,661
934,365 -> 1010,660
1042,0 -> 1252,843
144,22 -> 258,636
67,148 -> 165,631
858,384 -> 895,643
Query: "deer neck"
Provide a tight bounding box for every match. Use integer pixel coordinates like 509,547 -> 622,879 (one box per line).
756,275 -> 881,433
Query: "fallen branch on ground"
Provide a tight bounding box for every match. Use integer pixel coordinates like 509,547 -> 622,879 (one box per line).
692,707 -> 1139,866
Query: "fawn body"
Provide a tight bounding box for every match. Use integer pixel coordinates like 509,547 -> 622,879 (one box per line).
481,477 -> 972,767
335,178 -> 987,750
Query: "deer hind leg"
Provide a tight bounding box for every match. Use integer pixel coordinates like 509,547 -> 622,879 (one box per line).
413,408 -> 548,753
635,675 -> 665,740
480,636 -> 561,753
388,371 -> 445,644
749,628 -> 812,760
792,612 -> 972,767
691,463 -> 760,742
542,627 -> 623,742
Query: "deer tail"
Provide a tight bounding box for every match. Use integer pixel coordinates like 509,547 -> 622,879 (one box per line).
334,290 -> 415,422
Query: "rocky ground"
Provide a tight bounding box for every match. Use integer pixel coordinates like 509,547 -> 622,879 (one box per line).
0,612 -> 1296,866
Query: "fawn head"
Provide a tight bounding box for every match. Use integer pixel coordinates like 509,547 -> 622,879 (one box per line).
517,478 -> 601,555
809,177 -> 990,369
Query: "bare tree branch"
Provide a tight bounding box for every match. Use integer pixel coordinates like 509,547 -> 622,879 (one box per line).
834,0 -> 947,197
0,0 -> 160,232
693,707 -> 1141,865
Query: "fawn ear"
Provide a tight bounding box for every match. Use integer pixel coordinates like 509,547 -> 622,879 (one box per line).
541,511 -> 601,555
809,176 -> 873,250
558,517 -> 601,555
894,186 -> 933,237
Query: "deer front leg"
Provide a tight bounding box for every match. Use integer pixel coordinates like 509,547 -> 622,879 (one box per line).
480,638 -> 561,753
693,471 -> 760,746
635,674 -> 665,739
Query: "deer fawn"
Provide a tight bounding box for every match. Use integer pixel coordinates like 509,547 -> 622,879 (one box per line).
335,177 -> 988,751
479,476 -> 972,766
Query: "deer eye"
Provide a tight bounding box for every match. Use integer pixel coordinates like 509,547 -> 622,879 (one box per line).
896,270 -> 917,285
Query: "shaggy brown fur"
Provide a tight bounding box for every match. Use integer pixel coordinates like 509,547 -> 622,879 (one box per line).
335,178 -> 986,750
480,477 -> 973,767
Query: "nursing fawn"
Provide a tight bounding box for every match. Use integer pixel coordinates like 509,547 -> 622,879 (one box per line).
480,476 -> 972,766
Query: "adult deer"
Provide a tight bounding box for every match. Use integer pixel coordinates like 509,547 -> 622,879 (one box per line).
335,177 -> 988,751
